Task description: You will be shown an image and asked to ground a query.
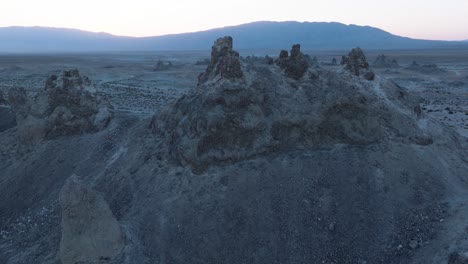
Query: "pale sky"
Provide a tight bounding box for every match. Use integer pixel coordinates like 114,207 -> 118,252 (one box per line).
1,0 -> 467,40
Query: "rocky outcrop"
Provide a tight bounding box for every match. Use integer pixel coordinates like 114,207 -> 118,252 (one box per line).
9,69 -> 112,143
341,47 -> 375,80
152,37 -> 428,174
198,36 -> 243,84
372,54 -> 399,68
304,55 -> 320,68
276,44 -> 309,79
6,88 -> 28,114
59,174 -> 123,264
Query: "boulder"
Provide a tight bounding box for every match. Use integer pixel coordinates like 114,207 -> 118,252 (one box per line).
276,44 -> 309,80
59,174 -> 123,264
342,47 -> 375,80
198,36 -> 243,84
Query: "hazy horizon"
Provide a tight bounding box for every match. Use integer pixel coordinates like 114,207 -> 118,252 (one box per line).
1,0 -> 467,41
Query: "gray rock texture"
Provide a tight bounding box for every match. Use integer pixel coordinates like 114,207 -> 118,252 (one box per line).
59,174 -> 123,264
198,36 -> 243,84
276,44 -> 309,79
9,69 -> 112,144
152,46 -> 429,174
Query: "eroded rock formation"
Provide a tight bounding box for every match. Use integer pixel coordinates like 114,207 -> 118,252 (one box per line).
198,36 -> 243,84
152,39 -> 427,174
9,69 -> 112,143
59,174 -> 123,264
342,47 -> 375,80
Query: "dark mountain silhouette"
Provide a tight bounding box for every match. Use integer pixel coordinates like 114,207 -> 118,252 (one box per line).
0,21 -> 465,52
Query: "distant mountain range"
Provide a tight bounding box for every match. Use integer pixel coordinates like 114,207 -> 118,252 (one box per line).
0,21 -> 467,53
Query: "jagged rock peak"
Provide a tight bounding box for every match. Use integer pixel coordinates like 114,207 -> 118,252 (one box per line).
276,44 -> 309,80
341,47 -> 375,81
198,36 -> 243,85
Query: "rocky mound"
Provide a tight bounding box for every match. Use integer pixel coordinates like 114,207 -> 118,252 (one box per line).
152,39 -> 431,174
8,69 -> 112,143
275,44 -> 309,79
341,47 -> 375,80
373,54 -> 400,68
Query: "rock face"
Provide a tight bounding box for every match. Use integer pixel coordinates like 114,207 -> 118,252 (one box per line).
372,54 -> 400,68
342,47 -> 375,80
198,36 -> 243,84
152,38 -> 428,174
276,44 -> 309,79
9,69 -> 112,143
59,174 -> 123,264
